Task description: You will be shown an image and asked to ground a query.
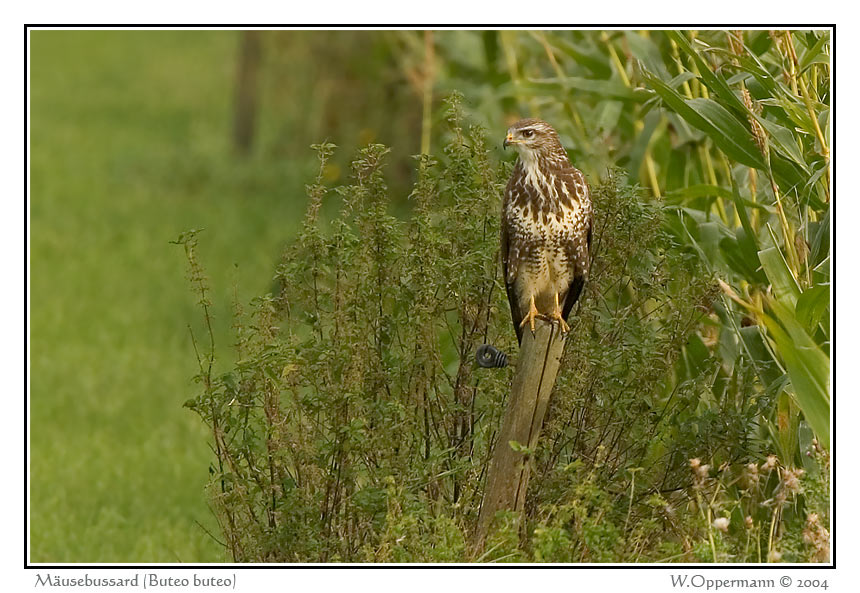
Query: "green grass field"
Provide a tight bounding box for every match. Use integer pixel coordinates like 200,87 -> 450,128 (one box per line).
29,30 -> 308,562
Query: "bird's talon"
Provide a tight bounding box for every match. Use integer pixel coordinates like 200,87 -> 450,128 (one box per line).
519,295 -> 545,334
549,313 -> 570,333
549,292 -> 570,333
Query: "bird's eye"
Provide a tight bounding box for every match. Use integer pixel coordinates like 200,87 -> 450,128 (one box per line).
522,129 -> 534,138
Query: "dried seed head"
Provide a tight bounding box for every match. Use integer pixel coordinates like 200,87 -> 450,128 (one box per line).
783,467 -> 805,495
802,512 -> 830,562
728,31 -> 745,56
762,455 -> 778,472
744,463 -> 760,488
691,460 -> 710,489
769,31 -> 786,53
744,515 -> 754,529
713,517 -> 730,533
743,88 -> 768,157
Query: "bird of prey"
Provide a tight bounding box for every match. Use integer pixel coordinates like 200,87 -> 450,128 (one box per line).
501,118 -> 592,344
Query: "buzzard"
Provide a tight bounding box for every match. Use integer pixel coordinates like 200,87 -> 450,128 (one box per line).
501,118 -> 592,344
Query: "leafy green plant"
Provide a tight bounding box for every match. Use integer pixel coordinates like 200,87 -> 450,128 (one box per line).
176,92 -> 826,562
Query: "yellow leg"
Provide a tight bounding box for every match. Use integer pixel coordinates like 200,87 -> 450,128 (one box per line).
548,292 -> 570,333
519,294 -> 542,333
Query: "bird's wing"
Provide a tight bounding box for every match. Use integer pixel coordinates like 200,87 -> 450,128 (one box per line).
501,184 -> 525,344
560,170 -> 592,322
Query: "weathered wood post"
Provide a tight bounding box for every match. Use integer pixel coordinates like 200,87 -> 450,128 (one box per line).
232,31 -> 262,156
472,319 -> 566,555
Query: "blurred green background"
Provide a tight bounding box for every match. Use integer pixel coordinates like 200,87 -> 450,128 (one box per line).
29,29 -> 829,563
30,30 -> 305,563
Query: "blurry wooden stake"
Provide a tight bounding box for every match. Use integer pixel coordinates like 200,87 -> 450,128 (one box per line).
420,30 -> 435,156
233,31 -> 262,156
472,319 -> 566,555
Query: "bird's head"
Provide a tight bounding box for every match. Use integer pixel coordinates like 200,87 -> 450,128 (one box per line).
503,119 -> 562,158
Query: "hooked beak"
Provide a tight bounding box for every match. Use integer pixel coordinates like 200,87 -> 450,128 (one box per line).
503,132 -> 515,149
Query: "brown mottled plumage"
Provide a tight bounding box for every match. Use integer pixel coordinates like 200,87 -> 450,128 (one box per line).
501,119 -> 592,344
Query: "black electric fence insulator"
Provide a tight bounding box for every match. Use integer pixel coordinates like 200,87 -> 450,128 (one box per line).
476,344 -> 508,368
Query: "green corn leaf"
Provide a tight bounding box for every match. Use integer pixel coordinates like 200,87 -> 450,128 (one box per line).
625,31 -> 672,82
754,116 -> 809,173
720,234 -> 766,284
795,283 -> 829,334
759,224 -> 801,307
626,110 -> 661,179
686,98 -> 767,169
521,77 -> 650,102
717,49 -> 817,135
664,184 -> 773,212
729,172 -> 759,253
669,32 -> 814,176
550,38 -> 613,78
809,209 -> 830,267
643,69 -> 767,170
799,31 -> 831,72
762,298 -> 830,449
738,325 -> 785,388
664,112 -> 704,145
713,48 -> 791,101
665,31 -> 749,116
596,100 -> 623,134
769,153 -> 812,204
668,71 -> 698,90
721,172 -> 769,282
648,76 -> 766,170
666,184 -> 734,202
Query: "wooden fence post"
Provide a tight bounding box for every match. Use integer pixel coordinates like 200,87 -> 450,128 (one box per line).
472,319 -> 566,556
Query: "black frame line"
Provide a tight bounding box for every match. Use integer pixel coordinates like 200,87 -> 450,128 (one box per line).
24,23 -> 835,571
